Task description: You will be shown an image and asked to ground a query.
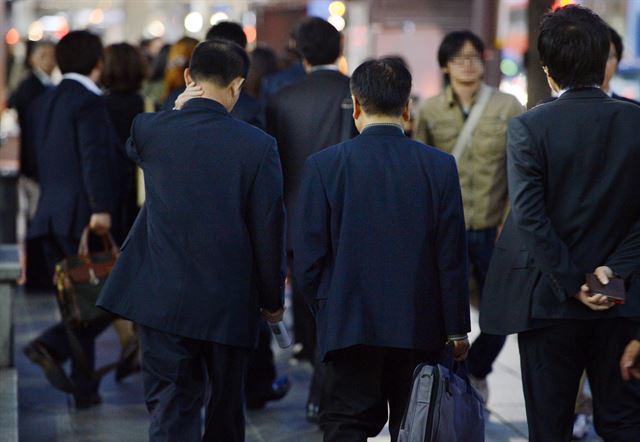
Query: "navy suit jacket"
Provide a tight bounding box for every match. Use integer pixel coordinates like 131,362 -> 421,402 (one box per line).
293,125 -> 470,361
97,98 -> 286,347
481,88 -> 640,335
28,79 -> 121,240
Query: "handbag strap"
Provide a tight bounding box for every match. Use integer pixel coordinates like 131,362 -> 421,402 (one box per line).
78,227 -> 119,258
451,84 -> 493,162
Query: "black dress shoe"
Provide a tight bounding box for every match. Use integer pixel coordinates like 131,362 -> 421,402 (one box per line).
73,392 -> 102,409
115,339 -> 141,383
246,375 -> 291,410
23,341 -> 74,393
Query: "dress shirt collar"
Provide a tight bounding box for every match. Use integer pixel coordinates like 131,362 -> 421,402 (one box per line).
360,123 -> 405,137
182,97 -> 229,115
309,64 -> 339,73
33,68 -> 54,86
62,73 -> 102,95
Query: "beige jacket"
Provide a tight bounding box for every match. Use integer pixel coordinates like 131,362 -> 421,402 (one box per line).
414,85 -> 525,230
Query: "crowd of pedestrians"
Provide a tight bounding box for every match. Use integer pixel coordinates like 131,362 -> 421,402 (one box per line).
3,4 -> 640,442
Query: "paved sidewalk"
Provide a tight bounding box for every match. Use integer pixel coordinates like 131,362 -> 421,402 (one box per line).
12,288 -> 601,441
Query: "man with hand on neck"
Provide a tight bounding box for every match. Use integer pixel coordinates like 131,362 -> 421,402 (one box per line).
293,58 -> 470,442
98,39 -> 286,441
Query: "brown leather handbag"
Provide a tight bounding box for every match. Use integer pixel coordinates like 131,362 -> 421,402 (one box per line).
54,227 -> 119,325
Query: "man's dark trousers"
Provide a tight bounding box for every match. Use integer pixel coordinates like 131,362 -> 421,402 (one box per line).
35,235 -> 111,396
518,319 -> 640,442
139,325 -> 249,442
321,345 -> 442,442
465,228 -> 506,378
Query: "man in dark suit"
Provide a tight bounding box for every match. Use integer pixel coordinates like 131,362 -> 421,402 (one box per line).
480,6 -> 640,441
22,31 -> 120,409
9,40 -> 57,289
205,22 -> 262,128
9,40 -> 56,180
97,39 -> 286,442
293,58 -> 470,442
266,16 -> 358,421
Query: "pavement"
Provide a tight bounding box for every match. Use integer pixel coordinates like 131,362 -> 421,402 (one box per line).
10,287 -> 604,441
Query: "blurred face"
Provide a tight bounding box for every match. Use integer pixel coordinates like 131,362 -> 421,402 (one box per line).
31,45 -> 56,76
602,42 -> 618,92
444,41 -> 484,85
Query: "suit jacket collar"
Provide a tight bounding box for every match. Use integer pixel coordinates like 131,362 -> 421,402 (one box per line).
182,98 -> 229,115
557,87 -> 608,101
360,124 -> 405,137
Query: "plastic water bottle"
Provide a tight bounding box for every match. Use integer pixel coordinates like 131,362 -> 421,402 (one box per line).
269,321 -> 293,349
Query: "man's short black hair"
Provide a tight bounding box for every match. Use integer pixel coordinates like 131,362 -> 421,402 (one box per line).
350,57 -> 412,117
437,30 -> 485,68
206,22 -> 247,49
295,17 -> 341,66
56,30 -> 103,75
538,5 -> 609,89
188,39 -> 248,86
609,26 -> 624,62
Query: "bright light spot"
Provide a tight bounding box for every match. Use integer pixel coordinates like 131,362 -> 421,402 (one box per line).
328,15 -> 346,32
210,12 -> 229,26
500,59 -> 519,77
147,20 -> 165,38
184,12 -> 203,33
89,8 -> 104,25
328,1 -> 346,17
5,28 -> 19,46
553,0 -> 576,10
28,21 -> 44,41
244,26 -> 257,44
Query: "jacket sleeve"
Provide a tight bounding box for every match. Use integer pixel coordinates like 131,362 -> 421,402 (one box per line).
246,138 -> 287,311
292,156 -> 330,308
507,117 -> 583,301
436,156 -> 471,336
605,217 -> 640,280
76,97 -> 115,214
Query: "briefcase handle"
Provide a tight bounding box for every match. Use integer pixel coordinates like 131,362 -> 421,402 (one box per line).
77,226 -> 119,258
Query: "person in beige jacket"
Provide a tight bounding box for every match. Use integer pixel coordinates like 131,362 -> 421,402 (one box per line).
414,30 -> 524,403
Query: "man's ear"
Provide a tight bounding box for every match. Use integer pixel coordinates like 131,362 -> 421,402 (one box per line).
184,68 -> 192,86
352,95 -> 361,121
230,77 -> 244,98
402,99 -> 411,123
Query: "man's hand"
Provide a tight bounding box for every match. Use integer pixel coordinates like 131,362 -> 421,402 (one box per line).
594,266 -> 613,285
621,339 -> 640,381
174,82 -> 204,110
89,213 -> 111,235
261,307 -> 284,324
452,338 -> 470,362
574,266 -> 615,311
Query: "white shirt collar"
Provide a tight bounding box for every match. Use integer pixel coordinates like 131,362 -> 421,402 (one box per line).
557,85 -> 601,97
32,68 -> 54,86
62,73 -> 102,95
309,64 -> 339,73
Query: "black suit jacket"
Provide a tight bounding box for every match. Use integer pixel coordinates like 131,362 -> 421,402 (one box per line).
481,88 -> 640,335
97,98 -> 286,347
28,79 -> 121,240
9,72 -> 50,179
293,125 -> 470,361
266,69 -> 358,247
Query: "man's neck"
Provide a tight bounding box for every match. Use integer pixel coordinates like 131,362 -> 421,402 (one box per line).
450,80 -> 482,109
358,114 -> 404,133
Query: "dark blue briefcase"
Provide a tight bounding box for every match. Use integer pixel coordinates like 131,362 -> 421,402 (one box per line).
398,354 -> 485,442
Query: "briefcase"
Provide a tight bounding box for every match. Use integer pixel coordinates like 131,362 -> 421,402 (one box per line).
398,355 -> 485,442
54,227 -> 118,325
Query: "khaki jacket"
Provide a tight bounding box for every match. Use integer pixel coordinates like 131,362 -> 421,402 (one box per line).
414,85 -> 525,230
